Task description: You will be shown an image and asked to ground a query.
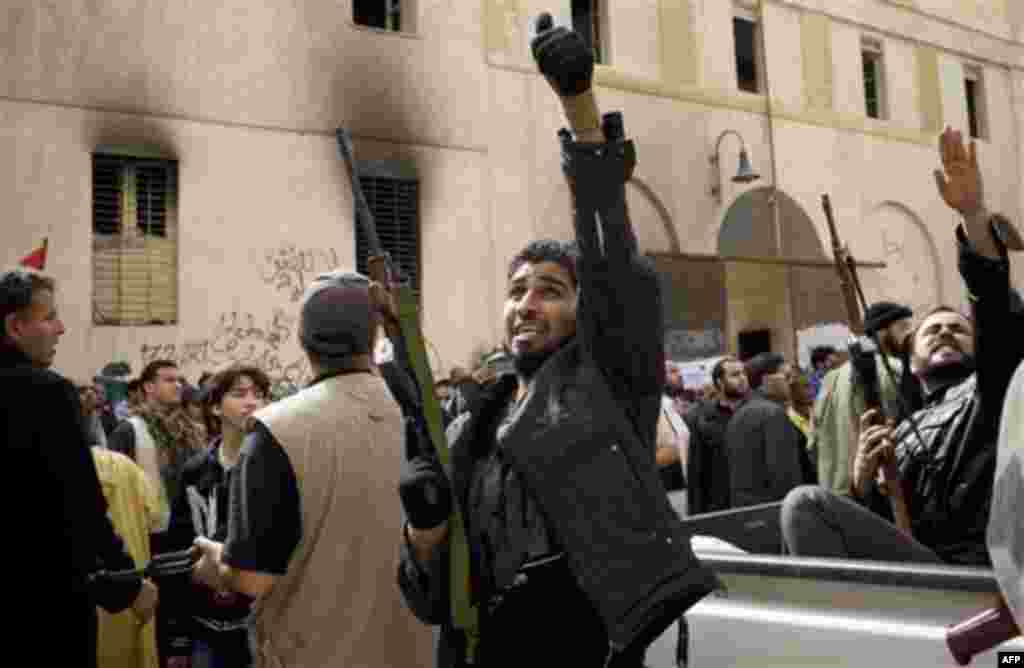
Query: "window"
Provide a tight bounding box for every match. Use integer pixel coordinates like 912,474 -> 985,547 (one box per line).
862,39 -> 887,120
733,8 -> 763,94
353,0 -> 406,32
354,162 -> 420,298
92,153 -> 178,326
572,0 -> 607,65
964,65 -> 988,140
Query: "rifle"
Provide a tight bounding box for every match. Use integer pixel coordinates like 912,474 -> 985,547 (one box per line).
335,129 -> 480,662
821,195 -> 914,535
89,548 -> 199,584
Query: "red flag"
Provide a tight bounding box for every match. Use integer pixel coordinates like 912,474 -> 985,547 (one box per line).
19,238 -> 47,270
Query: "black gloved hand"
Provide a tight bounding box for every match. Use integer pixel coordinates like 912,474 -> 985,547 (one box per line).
399,454 -> 453,530
530,12 -> 594,97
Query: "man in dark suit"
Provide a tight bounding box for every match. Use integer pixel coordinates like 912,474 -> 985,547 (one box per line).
1,268 -> 157,668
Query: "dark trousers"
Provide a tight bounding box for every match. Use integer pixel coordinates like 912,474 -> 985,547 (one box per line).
781,485 -> 942,563
478,559 -> 646,668
194,631 -> 253,668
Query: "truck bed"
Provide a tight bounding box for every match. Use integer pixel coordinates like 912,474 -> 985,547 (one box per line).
643,493 -> 1024,667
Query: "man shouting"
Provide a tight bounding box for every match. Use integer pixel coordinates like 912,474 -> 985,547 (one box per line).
397,13 -> 719,668
782,128 -> 1024,567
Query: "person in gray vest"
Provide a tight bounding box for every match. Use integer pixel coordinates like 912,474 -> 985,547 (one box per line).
190,270 -> 433,668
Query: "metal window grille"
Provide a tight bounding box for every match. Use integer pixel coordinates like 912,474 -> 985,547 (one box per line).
354,168 -> 420,298
91,154 -> 179,326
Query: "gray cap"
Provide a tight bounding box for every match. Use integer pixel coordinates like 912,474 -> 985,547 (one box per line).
299,270 -> 373,359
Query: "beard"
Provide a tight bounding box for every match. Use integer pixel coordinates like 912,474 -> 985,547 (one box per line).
920,353 -> 976,389
721,385 -> 746,401
512,349 -> 552,380
509,334 -> 573,381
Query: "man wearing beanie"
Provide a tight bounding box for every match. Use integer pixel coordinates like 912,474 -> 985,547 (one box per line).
191,270 -> 433,668
782,127 -> 1024,567
726,352 -> 816,509
810,301 -> 914,494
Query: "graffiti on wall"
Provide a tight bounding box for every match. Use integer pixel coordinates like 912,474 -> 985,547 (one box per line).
870,205 -> 940,317
139,308 -> 310,387
260,244 -> 342,302
135,244 -> 353,396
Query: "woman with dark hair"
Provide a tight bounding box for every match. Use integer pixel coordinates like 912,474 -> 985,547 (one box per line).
163,364 -> 270,668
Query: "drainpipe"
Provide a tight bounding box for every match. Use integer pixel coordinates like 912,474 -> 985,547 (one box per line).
1009,67 -> 1024,293
757,1 -> 800,364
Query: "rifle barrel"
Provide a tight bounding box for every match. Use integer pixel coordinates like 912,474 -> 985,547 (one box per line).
336,128 -> 385,260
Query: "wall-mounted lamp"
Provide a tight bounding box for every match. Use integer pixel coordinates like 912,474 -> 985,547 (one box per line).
710,130 -> 761,203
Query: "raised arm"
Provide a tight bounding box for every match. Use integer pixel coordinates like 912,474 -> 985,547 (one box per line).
934,128 -> 1022,421
531,14 -> 665,442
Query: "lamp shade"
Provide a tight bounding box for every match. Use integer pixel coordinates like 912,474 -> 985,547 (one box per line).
733,149 -> 761,184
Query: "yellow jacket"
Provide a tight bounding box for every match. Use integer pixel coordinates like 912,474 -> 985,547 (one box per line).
91,448 -> 163,668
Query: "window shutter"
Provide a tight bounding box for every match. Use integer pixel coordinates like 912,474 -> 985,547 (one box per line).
92,154 -> 178,326
355,167 -> 420,298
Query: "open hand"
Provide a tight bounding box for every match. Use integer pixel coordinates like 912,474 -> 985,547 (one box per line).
934,127 -> 984,218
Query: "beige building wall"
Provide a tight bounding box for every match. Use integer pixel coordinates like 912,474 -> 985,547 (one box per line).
3,0 -> 1024,384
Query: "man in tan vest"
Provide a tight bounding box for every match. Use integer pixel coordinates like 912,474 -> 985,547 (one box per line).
192,270 -> 434,667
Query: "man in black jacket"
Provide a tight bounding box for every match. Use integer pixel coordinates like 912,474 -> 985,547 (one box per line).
782,127 -> 1024,567
686,355 -> 749,514
727,353 -> 816,509
396,13 -> 719,668
1,268 -> 157,668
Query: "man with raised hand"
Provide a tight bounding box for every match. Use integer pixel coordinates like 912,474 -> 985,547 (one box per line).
396,13 -> 719,667
783,128 -> 1024,567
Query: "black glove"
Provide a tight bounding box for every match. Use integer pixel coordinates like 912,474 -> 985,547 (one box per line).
530,12 -> 594,97
399,454 -> 453,530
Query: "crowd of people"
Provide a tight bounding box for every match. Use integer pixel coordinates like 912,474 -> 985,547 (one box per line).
6,12 -> 1020,668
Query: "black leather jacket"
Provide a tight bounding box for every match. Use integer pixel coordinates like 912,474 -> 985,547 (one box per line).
397,134 -> 720,665
867,226 -> 1023,565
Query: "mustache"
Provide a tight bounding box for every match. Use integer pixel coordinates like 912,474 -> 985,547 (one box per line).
930,337 -> 963,354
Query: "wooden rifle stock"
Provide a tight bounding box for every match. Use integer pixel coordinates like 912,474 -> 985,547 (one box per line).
821,195 -> 913,536
822,195 -> 865,335
947,602 -> 1021,665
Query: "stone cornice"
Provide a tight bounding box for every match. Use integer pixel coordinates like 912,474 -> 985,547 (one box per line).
766,0 -> 1024,71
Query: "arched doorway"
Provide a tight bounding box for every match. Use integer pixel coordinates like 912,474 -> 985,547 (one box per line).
717,188 -> 878,365
649,188 -> 876,367
859,202 -> 943,315
718,187 -> 825,259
